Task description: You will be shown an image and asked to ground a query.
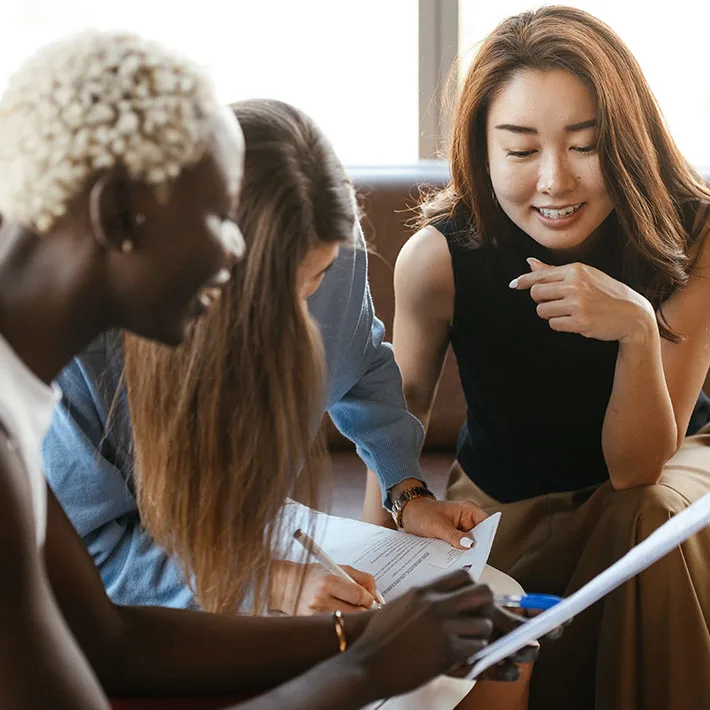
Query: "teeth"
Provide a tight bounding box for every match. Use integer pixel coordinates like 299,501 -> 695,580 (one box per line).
538,204 -> 581,218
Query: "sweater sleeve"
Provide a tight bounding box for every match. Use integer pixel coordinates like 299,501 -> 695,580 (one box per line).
326,257 -> 426,503
42,350 -> 197,609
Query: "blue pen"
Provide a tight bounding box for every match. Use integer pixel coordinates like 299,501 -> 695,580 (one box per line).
494,593 -> 563,611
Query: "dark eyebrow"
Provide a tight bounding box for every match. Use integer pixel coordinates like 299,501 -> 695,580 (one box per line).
495,124 -> 538,135
565,119 -> 596,132
494,118 -> 597,135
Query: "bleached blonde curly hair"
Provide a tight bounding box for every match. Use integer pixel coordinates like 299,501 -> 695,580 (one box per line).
0,30 -> 222,234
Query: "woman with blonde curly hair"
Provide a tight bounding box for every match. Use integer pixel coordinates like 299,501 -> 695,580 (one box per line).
0,28 -> 522,710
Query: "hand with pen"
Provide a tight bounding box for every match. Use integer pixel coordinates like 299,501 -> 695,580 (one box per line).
271,529 -> 385,615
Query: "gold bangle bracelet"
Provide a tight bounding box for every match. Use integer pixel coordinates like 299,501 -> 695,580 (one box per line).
332,610 -> 347,653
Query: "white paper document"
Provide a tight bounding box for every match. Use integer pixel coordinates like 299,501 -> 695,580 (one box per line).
277,503 -> 502,710
280,501 -> 501,599
466,492 -> 710,679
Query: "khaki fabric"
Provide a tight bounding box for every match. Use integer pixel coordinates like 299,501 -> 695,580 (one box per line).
447,426 -> 710,710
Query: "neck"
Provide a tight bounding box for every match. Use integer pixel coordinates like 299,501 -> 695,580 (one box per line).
0,223 -> 108,385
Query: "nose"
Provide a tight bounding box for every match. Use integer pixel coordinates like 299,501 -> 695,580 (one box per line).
537,151 -> 577,196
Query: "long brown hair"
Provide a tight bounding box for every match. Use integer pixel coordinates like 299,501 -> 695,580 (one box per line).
123,99 -> 356,613
420,5 -> 710,339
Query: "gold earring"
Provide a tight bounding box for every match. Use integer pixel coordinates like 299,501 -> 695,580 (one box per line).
121,239 -> 134,254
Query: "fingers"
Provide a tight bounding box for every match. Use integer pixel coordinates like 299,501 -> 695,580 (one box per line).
342,566 -> 378,599
529,281 -> 567,303
444,614 -> 494,641
427,500 -> 488,549
419,568 -> 478,594
536,300 -> 573,320
508,643 -> 540,664
437,580 -> 494,615
509,265 -> 565,290
311,573 -> 375,611
481,658 -> 521,682
456,500 -> 490,529
483,604 -> 527,636
548,316 -> 578,333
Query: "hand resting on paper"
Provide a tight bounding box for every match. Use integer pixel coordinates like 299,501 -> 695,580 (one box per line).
270,560 -> 378,614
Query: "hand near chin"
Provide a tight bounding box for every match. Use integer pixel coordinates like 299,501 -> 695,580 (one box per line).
509,257 -> 657,343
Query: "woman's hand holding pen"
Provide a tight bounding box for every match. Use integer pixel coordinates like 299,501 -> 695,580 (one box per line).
270,561 -> 379,615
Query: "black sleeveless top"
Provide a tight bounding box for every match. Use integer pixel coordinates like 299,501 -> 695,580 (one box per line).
439,211 -> 710,503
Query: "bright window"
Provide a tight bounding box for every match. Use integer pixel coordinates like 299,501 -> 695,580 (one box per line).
459,1 -> 710,168
0,0 -> 420,165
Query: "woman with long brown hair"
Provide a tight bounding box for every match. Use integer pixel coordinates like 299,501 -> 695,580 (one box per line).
364,6 -> 710,709
44,96 -> 492,616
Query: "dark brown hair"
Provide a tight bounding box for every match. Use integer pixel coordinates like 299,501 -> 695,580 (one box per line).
124,99 -> 356,613
420,5 -> 710,339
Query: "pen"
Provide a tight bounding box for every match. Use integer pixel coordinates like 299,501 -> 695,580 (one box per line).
494,593 -> 563,611
293,528 -> 386,609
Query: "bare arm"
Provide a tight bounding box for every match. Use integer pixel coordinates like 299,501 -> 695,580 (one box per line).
0,439 -> 109,709
43,486 -> 369,698
602,214 -> 710,487
392,226 -> 455,431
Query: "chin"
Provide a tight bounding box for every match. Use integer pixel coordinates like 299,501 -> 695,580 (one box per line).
522,223 -> 592,253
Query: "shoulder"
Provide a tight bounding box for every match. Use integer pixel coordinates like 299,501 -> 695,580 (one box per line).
395,226 -> 454,322
397,225 -> 452,282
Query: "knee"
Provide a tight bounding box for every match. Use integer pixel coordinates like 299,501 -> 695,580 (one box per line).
603,483 -> 688,536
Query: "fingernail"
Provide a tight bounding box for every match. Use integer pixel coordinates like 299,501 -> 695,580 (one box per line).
526,257 -> 540,265
508,278 -> 519,289
459,536 -> 474,549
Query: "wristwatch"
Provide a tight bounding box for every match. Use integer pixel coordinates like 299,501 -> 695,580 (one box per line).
387,484 -> 435,528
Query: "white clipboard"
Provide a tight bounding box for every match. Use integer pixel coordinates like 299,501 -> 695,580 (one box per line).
467,492 -> 710,679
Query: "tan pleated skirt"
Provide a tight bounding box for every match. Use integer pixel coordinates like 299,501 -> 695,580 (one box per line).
447,425 -> 710,710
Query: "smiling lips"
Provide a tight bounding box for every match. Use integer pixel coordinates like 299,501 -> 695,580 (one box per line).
534,203 -> 583,219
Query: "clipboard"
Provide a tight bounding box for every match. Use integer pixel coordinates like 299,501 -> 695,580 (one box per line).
467,492 -> 710,678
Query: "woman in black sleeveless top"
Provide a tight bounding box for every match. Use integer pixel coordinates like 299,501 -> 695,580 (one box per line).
365,7 -> 710,710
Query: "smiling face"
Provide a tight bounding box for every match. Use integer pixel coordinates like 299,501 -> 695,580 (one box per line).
111,108 -> 246,346
486,68 -> 614,255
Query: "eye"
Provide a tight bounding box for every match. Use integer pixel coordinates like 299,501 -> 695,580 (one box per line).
571,145 -> 596,154
506,149 -> 537,158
